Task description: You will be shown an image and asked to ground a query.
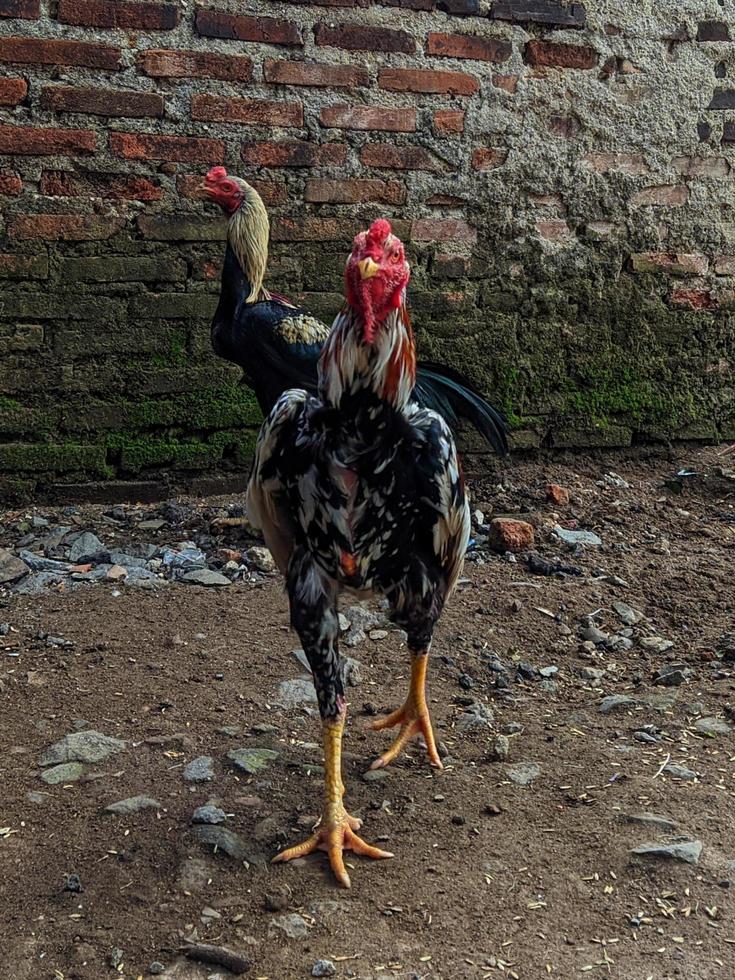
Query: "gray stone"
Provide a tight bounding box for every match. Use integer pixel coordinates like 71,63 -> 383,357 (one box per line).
40,730 -> 127,766
490,735 -> 510,760
631,840 -> 702,864
639,636 -> 674,654
599,695 -> 639,714
695,716 -> 731,735
105,795 -> 162,815
148,963 -> 166,975
578,666 -> 606,684
14,571 -> 72,594
580,626 -> 609,645
125,567 -> 160,588
191,824 -> 259,863
216,724 -> 241,737
183,756 -> 215,782
27,791 -> 46,803
68,532 -> 104,562
40,762 -> 85,784
277,677 -> 317,707
624,812 -> 678,832
17,550 -> 72,573
0,548 -> 30,584
182,568 -> 231,587
613,601 -> 644,625
108,551 -> 147,568
456,701 -> 494,731
244,546 -> 275,572
554,526 -> 602,547
192,805 -> 226,825
268,913 -> 310,940
312,960 -> 337,978
507,761 -> 540,786
362,768 -> 389,782
663,761 -> 698,781
227,747 -> 280,775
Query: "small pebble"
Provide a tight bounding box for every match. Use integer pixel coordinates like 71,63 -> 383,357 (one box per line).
312,959 -> 337,977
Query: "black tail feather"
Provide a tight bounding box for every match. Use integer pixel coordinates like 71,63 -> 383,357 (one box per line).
414,361 -> 509,456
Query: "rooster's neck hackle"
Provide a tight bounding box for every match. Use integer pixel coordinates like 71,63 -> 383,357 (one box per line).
318,302 -> 417,414
227,182 -> 271,304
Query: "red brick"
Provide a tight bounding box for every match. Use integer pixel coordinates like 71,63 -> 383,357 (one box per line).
41,85 -> 164,118
177,173 -> 287,205
488,518 -> 534,553
630,253 -> 708,275
320,104 -> 416,132
536,218 -> 573,241
0,254 -> 47,278
271,217 -> 357,241
315,22 -> 415,53
425,193 -> 466,206
697,21 -> 730,41
491,0 -> 586,27
8,214 -> 124,241
196,8 -> 301,46
380,0 -> 434,8
546,483 -> 570,506
138,48 -> 252,82
714,255 -> 735,275
0,0 -> 39,16
0,171 -> 22,195
0,77 -> 26,105
670,287 -> 716,310
360,144 -> 440,171
41,170 -> 162,201
241,140 -> 346,167
192,94 -> 302,127
433,108 -> 464,134
264,59 -> 368,89
426,32 -> 511,63
525,39 -> 598,69
492,73 -> 518,92
0,125 -> 96,155
58,0 -> 179,29
583,151 -> 648,174
672,156 -> 730,178
111,132 -> 224,164
412,218 -> 476,242
549,114 -> 580,138
631,185 -> 688,206
0,36 -> 121,69
472,147 -> 508,170
305,178 -> 406,205
378,67 -> 479,95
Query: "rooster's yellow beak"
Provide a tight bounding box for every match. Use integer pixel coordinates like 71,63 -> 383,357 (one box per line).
357,257 -> 380,280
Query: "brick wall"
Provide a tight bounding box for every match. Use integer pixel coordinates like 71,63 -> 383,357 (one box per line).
1,0 -> 734,498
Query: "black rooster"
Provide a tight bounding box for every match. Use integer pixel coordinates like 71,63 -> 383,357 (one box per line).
248,219 -> 470,886
201,167 -> 508,455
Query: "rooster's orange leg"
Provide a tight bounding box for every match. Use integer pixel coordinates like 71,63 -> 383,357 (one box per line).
370,651 -> 442,770
273,715 -> 393,888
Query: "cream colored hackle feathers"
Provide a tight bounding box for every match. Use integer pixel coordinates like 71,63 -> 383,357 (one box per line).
227,176 -> 292,305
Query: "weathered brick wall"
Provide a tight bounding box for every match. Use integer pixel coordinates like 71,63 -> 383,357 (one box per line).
1,0 -> 734,498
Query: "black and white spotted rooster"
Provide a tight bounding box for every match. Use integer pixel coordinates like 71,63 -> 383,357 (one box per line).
201,166 -> 508,453
247,218 -> 470,887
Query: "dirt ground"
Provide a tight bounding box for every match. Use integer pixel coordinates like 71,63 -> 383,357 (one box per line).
1,447 -> 735,980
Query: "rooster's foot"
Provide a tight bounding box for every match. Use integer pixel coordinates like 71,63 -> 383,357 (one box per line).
272,806 -> 392,888
370,700 -> 442,770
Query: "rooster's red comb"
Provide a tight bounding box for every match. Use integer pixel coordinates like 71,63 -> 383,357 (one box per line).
366,218 -> 392,247
205,166 -> 228,184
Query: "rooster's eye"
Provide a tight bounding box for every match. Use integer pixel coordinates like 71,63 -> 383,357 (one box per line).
391,251 -> 401,263
221,180 -> 235,193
